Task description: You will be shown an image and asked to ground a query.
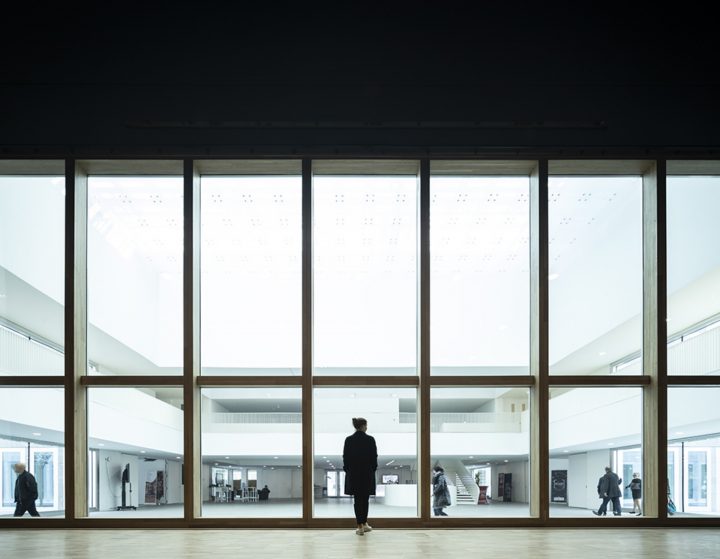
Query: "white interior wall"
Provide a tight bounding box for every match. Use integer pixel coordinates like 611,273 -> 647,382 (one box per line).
98,450 -> 139,510
492,460 -> 529,503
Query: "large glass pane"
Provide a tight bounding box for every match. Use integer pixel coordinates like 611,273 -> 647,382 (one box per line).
549,387 -> 642,517
431,174 -> 529,375
88,176 -> 183,375
0,175 -> 64,375
201,173 -> 302,375
313,387 -> 418,518
668,387 -> 720,516
0,387 -> 65,518
313,171 -> 418,376
667,173 -> 720,376
88,387 -> 184,517
430,387 -> 530,517
548,176 -> 643,375
201,387 -> 302,517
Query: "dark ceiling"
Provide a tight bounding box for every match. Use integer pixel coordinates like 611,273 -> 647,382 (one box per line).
2,2 -> 718,154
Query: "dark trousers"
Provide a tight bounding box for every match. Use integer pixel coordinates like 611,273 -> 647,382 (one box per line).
14,501 -> 40,517
598,496 -> 622,515
353,493 -> 370,524
433,507 -> 444,516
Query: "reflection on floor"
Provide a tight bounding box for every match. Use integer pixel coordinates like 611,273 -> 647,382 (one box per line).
2,528 -> 719,558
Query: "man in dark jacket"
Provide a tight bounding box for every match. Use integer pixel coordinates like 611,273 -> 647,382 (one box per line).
343,417 -> 378,535
593,466 -> 622,516
13,463 -> 40,517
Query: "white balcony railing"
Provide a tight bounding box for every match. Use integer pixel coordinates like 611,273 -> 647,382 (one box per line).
210,411 -> 521,432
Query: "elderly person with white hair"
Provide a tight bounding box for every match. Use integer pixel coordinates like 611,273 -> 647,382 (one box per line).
13,463 -> 40,517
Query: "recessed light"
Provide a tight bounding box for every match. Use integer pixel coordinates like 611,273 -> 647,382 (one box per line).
322,456 -> 327,459
504,460 -> 509,463
563,450 -> 569,453
274,456 -> 279,460
98,443 -> 105,447
32,432 -> 42,436
598,351 -> 606,356
225,456 -> 229,459
675,431 -> 684,435
548,273 -> 560,281
607,443 -> 614,446
176,456 -> 181,459
140,451 -> 146,454
469,456 -> 474,459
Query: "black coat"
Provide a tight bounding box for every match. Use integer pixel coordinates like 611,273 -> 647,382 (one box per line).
343,431 -> 378,496
14,470 -> 38,503
433,471 -> 451,508
597,472 -> 622,498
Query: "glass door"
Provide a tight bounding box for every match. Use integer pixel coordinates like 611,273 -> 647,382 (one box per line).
685,448 -> 709,513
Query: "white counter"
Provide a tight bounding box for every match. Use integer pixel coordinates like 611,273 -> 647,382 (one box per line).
382,484 -> 417,507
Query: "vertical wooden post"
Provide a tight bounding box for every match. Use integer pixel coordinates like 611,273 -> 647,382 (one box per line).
183,159 -> 202,521
65,159 -> 88,519
419,159 -> 431,521
529,160 -> 549,520
642,160 -> 667,518
301,159 -> 314,524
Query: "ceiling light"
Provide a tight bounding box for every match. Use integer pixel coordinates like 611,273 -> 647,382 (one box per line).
176,456 -> 181,460
607,443 -> 614,446
598,351 -> 606,356
98,443 -> 105,447
563,450 -> 569,453
468,456 -> 474,459
548,273 -> 560,281
504,460 -> 509,463
225,456 -> 230,459
140,451 -> 146,454
32,432 -> 42,436
675,431 -> 684,435
274,456 -> 279,460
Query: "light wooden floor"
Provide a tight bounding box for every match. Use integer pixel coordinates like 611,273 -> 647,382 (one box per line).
2,529 -> 718,558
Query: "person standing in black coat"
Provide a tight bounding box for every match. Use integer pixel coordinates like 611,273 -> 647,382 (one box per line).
343,417 -> 377,536
13,463 -> 40,517
432,466 -> 451,516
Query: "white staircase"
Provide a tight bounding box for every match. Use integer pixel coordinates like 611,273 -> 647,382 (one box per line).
440,458 -> 480,505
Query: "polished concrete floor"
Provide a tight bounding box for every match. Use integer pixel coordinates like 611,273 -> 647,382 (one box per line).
1,528 -> 718,558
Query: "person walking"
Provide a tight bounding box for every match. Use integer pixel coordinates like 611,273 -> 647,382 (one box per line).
13,463 -> 40,517
625,473 -> 642,516
593,466 -> 622,516
343,417 -> 378,536
432,465 -> 451,516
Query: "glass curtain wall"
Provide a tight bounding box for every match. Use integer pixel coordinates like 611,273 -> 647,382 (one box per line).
3,158 -> 720,526
430,167 -> 530,376
0,174 -> 65,376
87,175 -> 183,375
200,164 -> 302,376
313,162 -> 419,376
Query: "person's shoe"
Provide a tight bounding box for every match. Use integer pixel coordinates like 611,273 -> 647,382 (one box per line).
613,513 -> 621,516
355,528 -> 365,536
363,524 -> 373,533
636,512 -> 642,516
440,512 -> 449,516
592,511 -> 600,516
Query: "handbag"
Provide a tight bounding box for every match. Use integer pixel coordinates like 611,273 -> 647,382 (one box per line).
667,498 -> 676,515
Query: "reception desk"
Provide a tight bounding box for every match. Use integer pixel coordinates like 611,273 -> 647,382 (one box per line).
382,484 -> 417,507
